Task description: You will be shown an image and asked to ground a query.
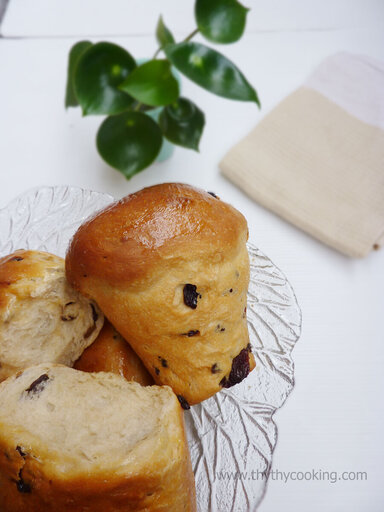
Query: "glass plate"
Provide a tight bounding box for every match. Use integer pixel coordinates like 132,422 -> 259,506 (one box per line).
0,186 -> 302,511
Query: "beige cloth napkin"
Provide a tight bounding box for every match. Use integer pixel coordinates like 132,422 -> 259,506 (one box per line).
220,53 -> 384,258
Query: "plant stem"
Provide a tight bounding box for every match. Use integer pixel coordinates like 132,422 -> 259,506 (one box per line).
133,27 -> 199,113
152,47 -> 162,59
151,27 -> 198,61
183,28 -> 199,42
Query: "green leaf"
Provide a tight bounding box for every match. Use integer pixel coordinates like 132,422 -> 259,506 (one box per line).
164,42 -> 259,105
65,40 -> 93,107
119,59 -> 179,107
195,0 -> 249,44
74,42 -> 137,115
96,112 -> 163,179
156,15 -> 175,47
159,98 -> 205,150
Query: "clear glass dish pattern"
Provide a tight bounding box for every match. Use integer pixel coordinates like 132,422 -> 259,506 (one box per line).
0,186 -> 302,511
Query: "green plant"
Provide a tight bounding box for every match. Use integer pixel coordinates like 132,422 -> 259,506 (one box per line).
65,0 -> 259,180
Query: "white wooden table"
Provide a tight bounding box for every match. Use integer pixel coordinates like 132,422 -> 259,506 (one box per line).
1,1 -> 384,510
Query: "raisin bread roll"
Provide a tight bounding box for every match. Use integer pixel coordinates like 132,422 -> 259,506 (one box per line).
0,250 -> 103,381
66,183 -> 255,406
74,320 -> 154,386
0,364 -> 196,512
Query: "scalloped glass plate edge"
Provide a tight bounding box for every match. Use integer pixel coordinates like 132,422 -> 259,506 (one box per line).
0,185 -> 302,511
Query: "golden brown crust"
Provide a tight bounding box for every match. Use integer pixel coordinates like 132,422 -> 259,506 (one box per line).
74,321 -> 154,386
0,250 -> 104,381
0,365 -> 196,512
66,183 -> 254,405
0,425 -> 196,512
66,183 -> 248,289
0,250 -> 59,311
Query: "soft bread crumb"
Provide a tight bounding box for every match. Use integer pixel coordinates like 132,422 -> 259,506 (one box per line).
0,364 -> 177,474
0,250 -> 104,381
0,364 -> 196,511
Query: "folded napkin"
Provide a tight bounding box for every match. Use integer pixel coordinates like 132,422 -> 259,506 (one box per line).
220,53 -> 384,258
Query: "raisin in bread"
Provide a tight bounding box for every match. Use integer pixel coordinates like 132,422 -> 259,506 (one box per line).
0,250 -> 103,381
74,320 -> 154,386
0,364 -> 196,512
66,183 -> 255,406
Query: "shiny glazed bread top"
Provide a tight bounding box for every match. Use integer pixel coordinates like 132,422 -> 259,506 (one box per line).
66,183 -> 248,290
